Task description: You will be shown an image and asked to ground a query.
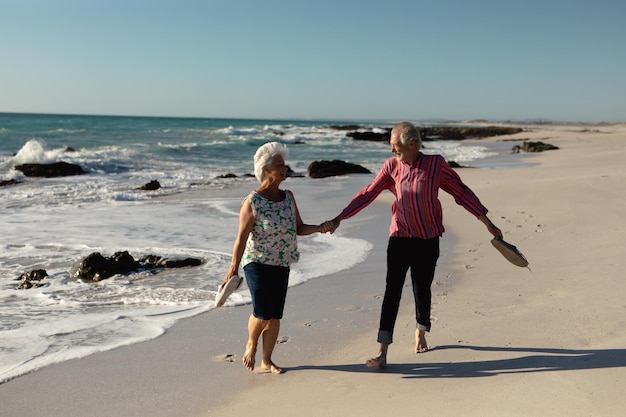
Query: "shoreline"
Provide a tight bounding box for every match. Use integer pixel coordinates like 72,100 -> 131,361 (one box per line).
2,124 -> 625,417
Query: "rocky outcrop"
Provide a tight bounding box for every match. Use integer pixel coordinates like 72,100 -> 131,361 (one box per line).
421,126 -> 523,140
15,162 -> 85,177
69,251 -> 204,282
346,131 -> 391,142
511,141 -> 559,153
308,160 -> 371,178
0,179 -> 20,187
138,255 -> 203,269
138,180 -> 161,190
16,269 -> 48,289
69,251 -> 139,282
343,126 -> 524,142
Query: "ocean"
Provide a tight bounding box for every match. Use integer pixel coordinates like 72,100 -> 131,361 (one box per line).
0,113 -> 523,383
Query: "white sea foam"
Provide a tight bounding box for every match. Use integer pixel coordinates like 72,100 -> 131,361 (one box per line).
11,139 -> 66,165
0,176 -> 373,383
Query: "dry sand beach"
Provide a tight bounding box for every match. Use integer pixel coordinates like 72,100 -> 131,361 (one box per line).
2,124 -> 625,417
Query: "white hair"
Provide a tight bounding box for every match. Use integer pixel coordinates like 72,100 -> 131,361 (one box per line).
392,121 -> 422,146
253,142 -> 289,183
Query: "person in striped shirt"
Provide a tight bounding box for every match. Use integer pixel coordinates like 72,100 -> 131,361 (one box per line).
330,121 -> 503,368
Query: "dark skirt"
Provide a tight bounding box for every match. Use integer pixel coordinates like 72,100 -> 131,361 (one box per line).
243,262 -> 290,320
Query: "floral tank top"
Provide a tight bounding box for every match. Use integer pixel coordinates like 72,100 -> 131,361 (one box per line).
242,190 -> 300,267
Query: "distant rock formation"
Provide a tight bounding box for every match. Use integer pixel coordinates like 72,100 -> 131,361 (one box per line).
15,162 -> 85,177
511,141 -> 560,153
308,160 -> 371,178
339,126 -> 524,142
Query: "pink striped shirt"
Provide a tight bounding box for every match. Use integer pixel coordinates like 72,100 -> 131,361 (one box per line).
340,154 -> 488,239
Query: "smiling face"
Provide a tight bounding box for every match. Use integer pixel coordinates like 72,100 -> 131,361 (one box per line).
263,155 -> 288,183
390,130 -> 419,164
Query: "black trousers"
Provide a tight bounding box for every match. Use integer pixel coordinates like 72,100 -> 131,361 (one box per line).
377,236 -> 440,344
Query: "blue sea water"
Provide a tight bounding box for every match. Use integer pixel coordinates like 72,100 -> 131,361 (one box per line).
0,113 -> 521,383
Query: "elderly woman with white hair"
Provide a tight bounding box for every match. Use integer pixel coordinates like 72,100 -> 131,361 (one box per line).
224,141 -> 332,374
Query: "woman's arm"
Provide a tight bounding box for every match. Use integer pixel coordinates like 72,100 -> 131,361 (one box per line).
224,197 -> 254,282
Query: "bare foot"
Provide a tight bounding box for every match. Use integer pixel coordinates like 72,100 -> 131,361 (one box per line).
261,360 -> 284,374
415,329 -> 428,353
242,347 -> 256,371
365,356 -> 387,369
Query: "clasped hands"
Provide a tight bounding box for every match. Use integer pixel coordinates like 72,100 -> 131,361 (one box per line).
320,216 -> 341,234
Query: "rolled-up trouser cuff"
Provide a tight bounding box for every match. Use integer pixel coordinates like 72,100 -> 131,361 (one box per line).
377,330 -> 393,344
417,323 -> 430,332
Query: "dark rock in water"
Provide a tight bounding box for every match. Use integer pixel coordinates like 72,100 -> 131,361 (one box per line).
329,125 -> 362,131
15,162 -> 85,178
447,160 -> 473,168
286,165 -> 304,178
16,269 -> 49,289
69,252 -> 116,282
161,258 -> 203,268
511,141 -> 559,153
69,251 -> 140,282
308,160 -> 371,178
110,251 -> 141,273
522,141 -> 559,152
139,180 -> 161,190
138,255 -> 202,269
346,130 -> 391,142
0,179 -> 20,187
70,251 -> 205,282
139,254 -> 166,269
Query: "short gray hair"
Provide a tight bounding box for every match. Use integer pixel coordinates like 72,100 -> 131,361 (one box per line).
392,122 -> 422,146
253,142 -> 289,183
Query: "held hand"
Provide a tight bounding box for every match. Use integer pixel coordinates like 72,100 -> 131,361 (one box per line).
320,220 -> 336,234
321,216 -> 342,234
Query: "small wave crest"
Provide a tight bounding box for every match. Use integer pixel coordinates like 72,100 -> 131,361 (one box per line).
11,139 -> 67,165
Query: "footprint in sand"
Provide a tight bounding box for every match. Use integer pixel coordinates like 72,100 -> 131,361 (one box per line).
295,320 -> 319,327
337,305 -> 365,312
213,353 -> 236,363
468,243 -> 482,253
277,336 -> 289,344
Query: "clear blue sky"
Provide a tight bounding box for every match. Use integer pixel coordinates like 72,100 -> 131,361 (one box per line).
1,0 -> 625,122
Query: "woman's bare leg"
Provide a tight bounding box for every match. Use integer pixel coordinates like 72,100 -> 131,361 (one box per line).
243,315 -> 268,371
260,319 -> 283,374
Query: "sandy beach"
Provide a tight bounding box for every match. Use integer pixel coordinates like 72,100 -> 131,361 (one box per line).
2,124 -> 625,417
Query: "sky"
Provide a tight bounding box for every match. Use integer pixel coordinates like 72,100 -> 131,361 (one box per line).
1,0 -> 625,123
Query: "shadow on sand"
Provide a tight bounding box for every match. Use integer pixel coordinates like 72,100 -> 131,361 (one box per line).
287,345 -> 626,378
